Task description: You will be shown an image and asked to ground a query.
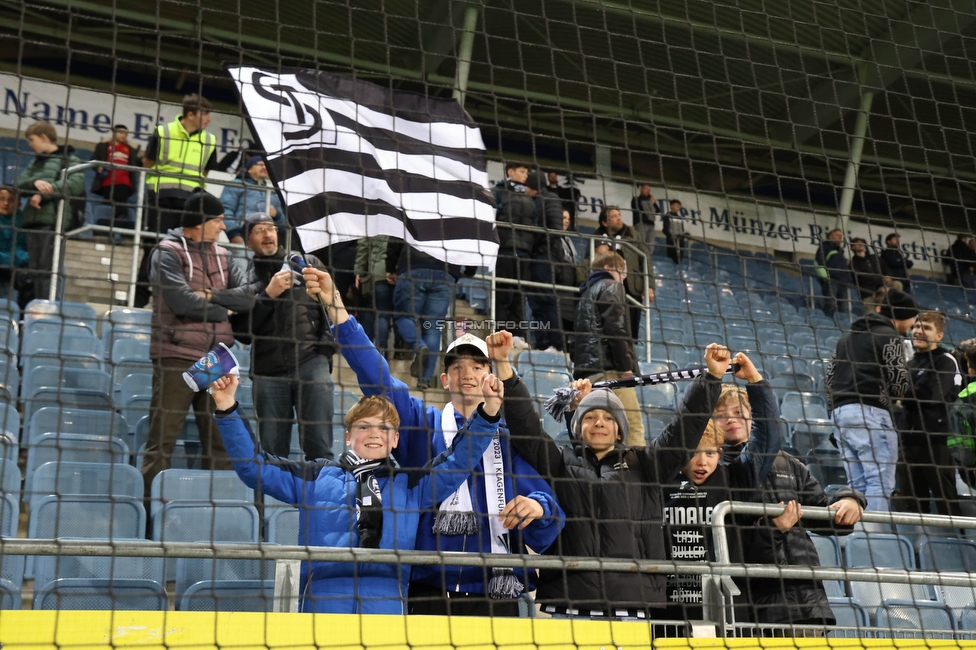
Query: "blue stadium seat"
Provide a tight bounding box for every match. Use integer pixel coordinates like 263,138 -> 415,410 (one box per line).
102,307 -> 153,329
101,326 -> 151,360
111,337 -> 150,363
0,357 -> 20,396
33,554 -> 164,603
267,507 -> 300,545
175,555 -> 275,604
149,468 -> 254,522
180,579 -> 275,612
24,299 -> 98,324
639,361 -> 675,375
0,492 -> 22,608
960,605 -> 976,630
25,433 -> 130,490
874,600 -> 955,638
23,389 -> 115,441
516,349 -> 571,374
24,317 -> 97,340
153,503 -> 261,580
28,461 -> 142,511
638,382 -> 677,411
22,366 -> 112,399
792,420 -> 834,457
827,597 -> 870,636
523,369 -> 571,398
0,402 -> 19,440
33,578 -> 168,611
27,407 -> 128,445
917,537 -> 976,612
21,332 -> 103,363
644,417 -> 667,442
768,374 -> 817,403
0,317 -> 19,356
119,372 -> 152,399
121,395 -> 151,437
845,532 -> 934,620
780,392 -> 829,421
0,432 -> 15,465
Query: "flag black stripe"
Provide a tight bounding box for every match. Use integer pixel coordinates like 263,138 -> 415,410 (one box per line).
270,149 -> 494,207
294,69 -> 474,126
289,192 -> 498,243
288,109 -> 486,171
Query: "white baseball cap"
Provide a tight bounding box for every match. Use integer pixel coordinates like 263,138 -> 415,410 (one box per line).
443,333 -> 490,366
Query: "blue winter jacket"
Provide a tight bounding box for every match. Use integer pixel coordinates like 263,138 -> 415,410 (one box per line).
0,210 -> 27,268
335,316 -> 564,594
215,401 -> 500,614
220,175 -> 284,235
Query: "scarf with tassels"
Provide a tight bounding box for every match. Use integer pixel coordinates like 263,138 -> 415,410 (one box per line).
433,404 -> 524,600
339,450 -> 386,548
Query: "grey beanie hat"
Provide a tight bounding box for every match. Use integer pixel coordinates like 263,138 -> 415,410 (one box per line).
570,388 -> 630,443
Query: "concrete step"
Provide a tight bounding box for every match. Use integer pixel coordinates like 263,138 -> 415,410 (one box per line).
61,237 -> 137,306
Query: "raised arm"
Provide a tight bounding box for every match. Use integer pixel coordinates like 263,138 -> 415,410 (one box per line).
641,343 -> 727,481
726,353 -> 781,489
211,375 -> 319,505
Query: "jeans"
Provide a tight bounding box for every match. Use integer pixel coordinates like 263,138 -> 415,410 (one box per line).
635,222 -> 656,258
833,403 -> 898,512
393,268 -> 455,382
253,354 -> 335,461
357,279 -> 394,352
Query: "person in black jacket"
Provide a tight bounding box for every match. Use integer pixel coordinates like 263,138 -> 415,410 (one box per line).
880,233 -> 913,294
499,332 -> 730,618
824,289 -> 916,512
573,251 -> 643,445
385,240 -> 462,390
552,209 -> 581,341
525,171 -> 567,351
947,234 -> 976,288
716,383 -> 866,625
849,237 -> 889,300
230,212 -> 336,461
663,353 -> 780,621
893,311 -> 964,516
815,228 -> 852,317
492,162 -> 537,348
594,205 -> 655,340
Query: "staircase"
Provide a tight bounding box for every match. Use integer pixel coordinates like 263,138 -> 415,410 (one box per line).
60,236 -> 137,311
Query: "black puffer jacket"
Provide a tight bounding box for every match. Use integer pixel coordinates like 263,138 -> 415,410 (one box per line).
503,372 -> 723,613
531,186 -> 568,259
723,447 -> 867,625
230,247 -> 334,376
899,347 -> 963,444
493,179 -> 538,256
824,313 -> 910,412
572,270 -> 638,379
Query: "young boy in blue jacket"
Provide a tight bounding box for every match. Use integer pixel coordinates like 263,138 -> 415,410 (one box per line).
303,265 -> 564,617
210,371 -> 504,615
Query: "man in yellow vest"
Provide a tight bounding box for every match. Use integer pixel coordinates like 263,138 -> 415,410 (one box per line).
135,94 -> 218,307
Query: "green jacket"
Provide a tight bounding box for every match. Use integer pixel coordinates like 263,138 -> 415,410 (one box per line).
353,235 -> 390,297
16,145 -> 86,228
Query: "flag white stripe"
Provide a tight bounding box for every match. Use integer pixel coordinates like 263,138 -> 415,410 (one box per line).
234,68 -> 483,150
297,213 -> 498,267
280,167 -> 495,222
275,131 -> 488,186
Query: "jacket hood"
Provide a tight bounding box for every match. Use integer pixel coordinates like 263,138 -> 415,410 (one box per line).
581,269 -> 615,293
161,227 -> 224,284
850,311 -> 897,333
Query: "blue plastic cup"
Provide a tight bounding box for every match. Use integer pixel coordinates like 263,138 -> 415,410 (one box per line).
182,342 -> 240,392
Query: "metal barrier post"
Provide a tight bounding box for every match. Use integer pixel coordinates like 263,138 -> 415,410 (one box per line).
48,193 -> 66,302
273,559 -> 302,613
127,171 -> 146,307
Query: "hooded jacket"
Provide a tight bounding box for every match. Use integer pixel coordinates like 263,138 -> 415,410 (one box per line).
815,240 -> 852,285
230,247 -> 335,377
573,270 -> 638,378
149,228 -> 254,362
898,347 -> 963,444
219,173 -> 284,233
850,253 -> 887,296
723,446 -> 867,625
334,316 -> 563,595
663,381 -> 781,619
824,312 -> 910,412
15,145 -> 86,228
214,400 -> 499,614
593,222 -> 654,302
492,179 -> 539,256
504,371 -> 723,613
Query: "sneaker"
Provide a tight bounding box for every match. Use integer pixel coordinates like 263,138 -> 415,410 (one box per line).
416,379 -> 430,390
411,346 -> 430,378
512,336 -> 530,350
544,346 -> 561,353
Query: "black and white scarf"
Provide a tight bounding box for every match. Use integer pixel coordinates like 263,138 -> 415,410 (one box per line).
339,450 -> 385,549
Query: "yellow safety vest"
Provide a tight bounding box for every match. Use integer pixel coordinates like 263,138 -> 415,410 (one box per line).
148,116 -> 217,193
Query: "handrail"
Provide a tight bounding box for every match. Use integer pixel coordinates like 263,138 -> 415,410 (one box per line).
52,160 -> 273,306
487,222 -> 653,361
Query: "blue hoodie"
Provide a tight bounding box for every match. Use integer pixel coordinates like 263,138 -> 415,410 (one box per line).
215,400 -> 500,614
335,316 -> 564,595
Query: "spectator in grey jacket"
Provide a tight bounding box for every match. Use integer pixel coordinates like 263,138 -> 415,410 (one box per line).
143,191 -> 254,496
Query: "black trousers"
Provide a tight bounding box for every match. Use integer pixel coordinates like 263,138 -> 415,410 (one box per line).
894,441 -> 962,516
96,184 -> 134,220
407,581 -> 520,617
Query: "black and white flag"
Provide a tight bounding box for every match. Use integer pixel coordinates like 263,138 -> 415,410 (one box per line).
228,66 -> 499,268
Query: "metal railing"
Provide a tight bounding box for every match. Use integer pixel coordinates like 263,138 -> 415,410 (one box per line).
51,160 -> 275,307
707,500 -> 976,635
478,222 -> 654,362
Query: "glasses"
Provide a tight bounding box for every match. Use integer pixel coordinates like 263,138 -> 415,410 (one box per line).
250,225 -> 276,235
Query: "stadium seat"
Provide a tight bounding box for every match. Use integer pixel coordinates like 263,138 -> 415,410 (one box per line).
23,391 -> 116,442
175,555 -> 275,603
153,503 -> 261,580
33,578 -> 168,611
22,366 -> 113,399
638,382 -> 677,411
960,605 -> 976,630
121,394 -> 151,436
0,357 -> 20,395
21,332 -> 103,363
28,461 -> 142,511
25,433 -> 130,489
780,392 -> 829,421
28,407 -> 128,445
0,432 -> 15,465
516,349 -> 571,374
523,369 -> 571,399
267,507 -> 300,545
874,600 -> 956,638
24,299 -> 98,324
33,554 -> 164,604
180,579 -> 275,612
844,532 -> 935,620
827,597 -> 870,636
149,468 -> 254,522
0,402 -> 19,441
0,317 -> 18,356
917,537 -> 976,612
102,307 -> 153,329
119,372 -> 153,399
111,337 -> 150,363
792,420 -> 834,457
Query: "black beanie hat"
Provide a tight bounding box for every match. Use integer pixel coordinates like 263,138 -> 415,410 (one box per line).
181,191 -> 224,228
879,289 -> 919,321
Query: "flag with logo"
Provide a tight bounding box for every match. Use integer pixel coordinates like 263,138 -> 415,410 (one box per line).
227,66 -> 498,268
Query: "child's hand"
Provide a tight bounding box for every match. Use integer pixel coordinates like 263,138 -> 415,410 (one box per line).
703,343 -> 731,378
569,378 -> 592,410
209,374 -> 239,411
302,267 -> 333,302
499,495 -> 545,530
28,194 -> 42,209
772,500 -> 803,533
732,352 -> 763,383
828,497 -> 863,526
486,330 -> 514,363
33,180 -> 53,193
481,373 -> 504,416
